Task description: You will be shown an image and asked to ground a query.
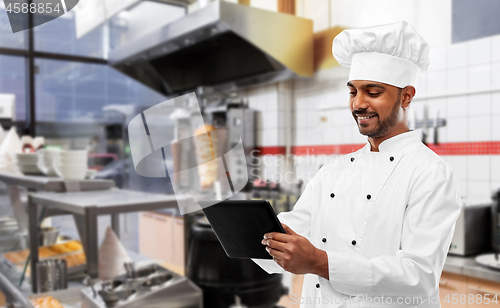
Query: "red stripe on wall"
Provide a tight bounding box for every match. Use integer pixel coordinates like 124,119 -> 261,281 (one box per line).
254,141 -> 500,156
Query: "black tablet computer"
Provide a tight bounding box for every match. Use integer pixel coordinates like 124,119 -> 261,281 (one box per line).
198,200 -> 286,259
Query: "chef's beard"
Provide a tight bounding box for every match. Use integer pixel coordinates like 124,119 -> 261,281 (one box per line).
357,96 -> 401,138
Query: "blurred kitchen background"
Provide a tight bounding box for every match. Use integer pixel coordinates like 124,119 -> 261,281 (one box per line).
0,0 -> 500,308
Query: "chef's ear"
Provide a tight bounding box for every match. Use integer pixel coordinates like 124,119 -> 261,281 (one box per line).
401,86 -> 415,109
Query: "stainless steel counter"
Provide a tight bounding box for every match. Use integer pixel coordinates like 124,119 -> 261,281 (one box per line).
444,254 -> 500,283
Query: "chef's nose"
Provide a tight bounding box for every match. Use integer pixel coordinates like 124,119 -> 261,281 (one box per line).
351,92 -> 369,111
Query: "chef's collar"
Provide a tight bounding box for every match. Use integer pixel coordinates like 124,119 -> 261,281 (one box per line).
365,130 -> 419,153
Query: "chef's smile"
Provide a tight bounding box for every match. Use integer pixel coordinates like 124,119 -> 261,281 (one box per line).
356,114 -> 378,125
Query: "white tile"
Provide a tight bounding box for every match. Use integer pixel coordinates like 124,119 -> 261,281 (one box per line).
445,156 -> 467,181
295,95 -> 309,111
493,62 -> 500,89
468,37 -> 492,66
324,127 -> 342,145
446,117 -> 468,142
467,180 -> 491,200
492,35 -> 500,62
458,180 -> 468,198
468,156 -> 490,181
309,127 -> 323,145
446,95 -> 467,118
468,93 -> 491,116
334,108 -> 354,127
427,70 -> 446,94
492,156 -> 500,182
492,115 -> 500,140
339,125 -> 353,144
351,124 -> 366,144
306,109 -> 319,129
446,67 -> 467,93
468,116 -> 491,141
468,64 -> 492,91
491,181 -> 500,194
428,47 -> 447,71
416,71 -> 428,97
295,129 -> 308,146
262,128 -> 278,146
262,110 -> 278,129
447,42 -> 468,69
427,98 -> 447,119
493,93 -> 500,115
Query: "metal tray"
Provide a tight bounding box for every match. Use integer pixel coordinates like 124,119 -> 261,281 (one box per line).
29,286 -> 83,308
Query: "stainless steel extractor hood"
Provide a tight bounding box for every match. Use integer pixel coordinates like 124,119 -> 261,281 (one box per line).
108,1 -> 313,95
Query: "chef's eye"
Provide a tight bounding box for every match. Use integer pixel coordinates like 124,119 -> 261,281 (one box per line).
368,92 -> 381,97
349,91 -> 356,96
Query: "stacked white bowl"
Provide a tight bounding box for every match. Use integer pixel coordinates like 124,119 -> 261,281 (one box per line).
53,150 -> 88,180
17,153 -> 43,175
37,149 -> 61,177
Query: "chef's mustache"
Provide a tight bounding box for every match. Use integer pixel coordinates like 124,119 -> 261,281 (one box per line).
352,110 -> 378,117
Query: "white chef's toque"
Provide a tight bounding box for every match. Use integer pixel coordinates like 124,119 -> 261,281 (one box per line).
332,20 -> 430,88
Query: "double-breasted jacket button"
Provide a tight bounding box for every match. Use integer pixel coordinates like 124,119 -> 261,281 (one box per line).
351,240 -> 357,245
330,193 -> 335,198
322,238 -> 327,243
316,283 -> 320,288
366,194 -> 371,200
390,156 -> 394,161
350,157 -> 355,162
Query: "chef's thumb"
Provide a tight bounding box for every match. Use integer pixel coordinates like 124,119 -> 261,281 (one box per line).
282,224 -> 297,235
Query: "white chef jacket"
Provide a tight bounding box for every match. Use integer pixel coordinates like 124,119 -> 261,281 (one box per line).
253,131 -> 461,308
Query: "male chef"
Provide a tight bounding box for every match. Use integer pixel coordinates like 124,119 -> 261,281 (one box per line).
253,21 -> 461,308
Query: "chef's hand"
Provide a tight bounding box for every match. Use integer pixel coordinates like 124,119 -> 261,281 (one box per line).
262,224 -> 329,279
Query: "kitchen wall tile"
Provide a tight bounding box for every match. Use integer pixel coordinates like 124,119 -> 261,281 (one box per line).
444,156 -> 467,181
446,117 -> 468,142
447,42 -> 468,69
277,128 -> 285,146
467,156 -> 490,181
262,128 -> 278,146
255,129 -> 263,147
427,70 -> 446,94
491,156 -> 500,182
492,35 -> 500,62
459,180 -> 468,198
468,64 -> 491,91
467,180 -> 491,200
429,47 -> 447,71
446,67 -> 467,93
446,95 -> 468,118
492,92 -> 500,114
468,37 -> 492,66
295,94 -> 309,111
492,115 -> 500,140
492,62 -> 500,89
491,181 -> 500,194
416,71 -> 428,96
468,116 -> 491,141
295,128 -> 308,146
324,126 -> 342,145
306,109 -> 319,129
339,125 -> 353,144
351,125 -> 365,144
333,108 -> 353,127
427,98 -> 447,119
262,110 -> 278,129
468,93 -> 491,116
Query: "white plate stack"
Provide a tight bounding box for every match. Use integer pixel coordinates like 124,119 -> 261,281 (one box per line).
37,149 -> 61,177
16,153 -> 43,175
54,150 -> 88,180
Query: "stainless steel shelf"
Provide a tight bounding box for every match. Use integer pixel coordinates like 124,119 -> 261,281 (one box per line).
444,254 -> 500,283
28,190 -> 191,293
0,172 -> 115,192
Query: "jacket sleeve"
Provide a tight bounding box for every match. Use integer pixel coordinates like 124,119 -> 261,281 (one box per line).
326,163 -> 461,298
251,168 -> 319,274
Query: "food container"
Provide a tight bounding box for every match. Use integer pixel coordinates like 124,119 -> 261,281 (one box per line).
39,227 -> 60,247
36,259 -> 68,292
